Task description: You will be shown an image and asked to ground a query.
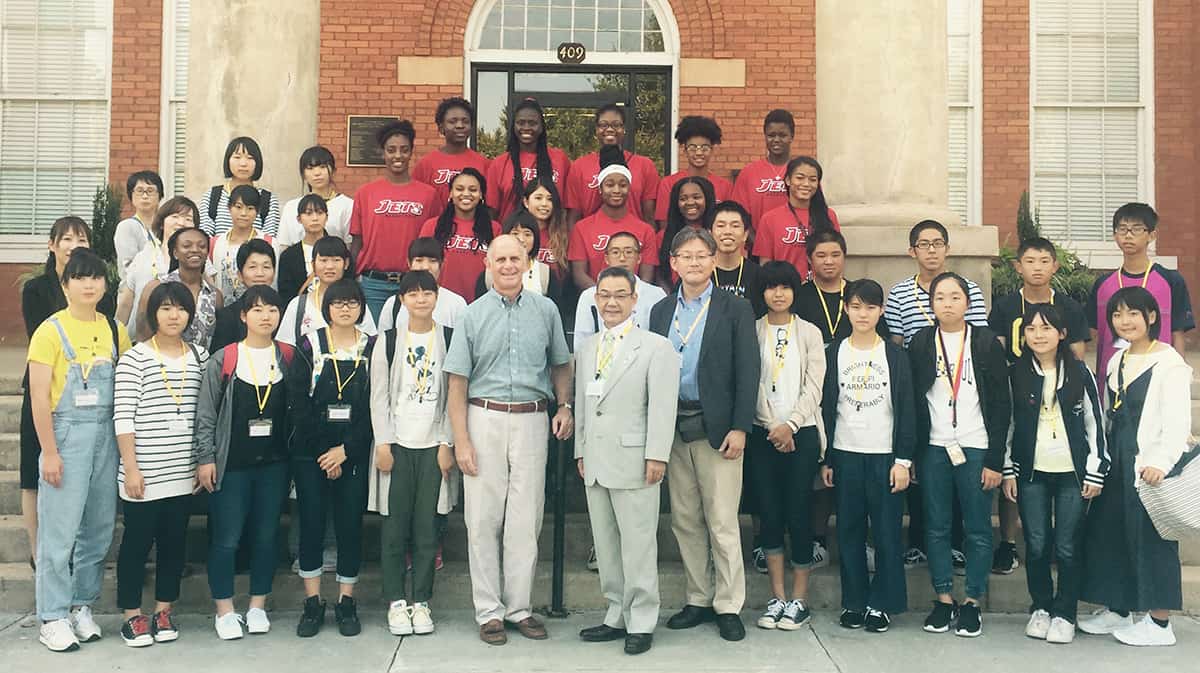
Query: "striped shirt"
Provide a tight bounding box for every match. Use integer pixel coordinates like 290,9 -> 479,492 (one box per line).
199,186 -> 281,238
114,341 -> 209,501
884,274 -> 989,347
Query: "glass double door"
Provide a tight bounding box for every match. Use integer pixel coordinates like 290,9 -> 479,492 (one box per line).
473,66 -> 671,175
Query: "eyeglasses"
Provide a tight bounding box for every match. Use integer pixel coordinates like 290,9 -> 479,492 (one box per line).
329,299 -> 361,310
672,253 -> 713,264
133,187 -> 159,197
606,246 -> 640,258
913,240 -> 947,251
1115,225 -> 1149,237
684,143 -> 713,153
597,121 -> 625,131
596,291 -> 633,302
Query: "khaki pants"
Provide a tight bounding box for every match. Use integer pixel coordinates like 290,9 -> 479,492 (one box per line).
586,482 -> 661,634
668,432 -> 745,614
462,405 -> 549,624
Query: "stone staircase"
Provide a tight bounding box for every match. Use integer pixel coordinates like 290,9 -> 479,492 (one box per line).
0,347 -> 1197,615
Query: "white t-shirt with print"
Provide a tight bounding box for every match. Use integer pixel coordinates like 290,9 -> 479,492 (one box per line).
833,338 -> 894,454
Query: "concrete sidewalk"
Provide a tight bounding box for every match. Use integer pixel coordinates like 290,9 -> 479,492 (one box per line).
1,610 -> 1196,672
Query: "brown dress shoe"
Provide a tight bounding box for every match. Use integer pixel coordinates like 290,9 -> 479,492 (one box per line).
479,619 -> 507,645
510,616 -> 549,640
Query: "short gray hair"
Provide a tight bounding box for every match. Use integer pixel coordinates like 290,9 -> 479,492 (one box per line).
596,266 -> 637,292
670,227 -> 717,255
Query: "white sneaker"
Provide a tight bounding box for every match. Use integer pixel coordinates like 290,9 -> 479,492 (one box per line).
388,600 -> 413,636
245,607 -> 270,634
1077,608 -> 1134,635
865,545 -> 877,574
1025,609 -> 1051,639
39,618 -> 80,652
1113,614 -> 1176,647
410,602 -> 434,635
811,541 -> 829,569
70,605 -> 102,642
214,612 -> 245,640
322,548 -> 338,573
1046,616 -> 1076,644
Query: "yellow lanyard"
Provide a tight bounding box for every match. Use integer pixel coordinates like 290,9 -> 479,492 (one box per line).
819,280 -> 845,337
851,334 -> 882,410
913,275 -> 935,327
1040,368 -> 1063,439
769,316 -> 794,392
405,327 -> 437,400
713,259 -> 744,292
1118,265 -> 1151,289
240,342 -> 275,415
595,321 -> 634,380
327,328 -> 362,401
1112,341 -> 1155,410
77,334 -> 101,387
673,296 -> 712,352
151,336 -> 187,409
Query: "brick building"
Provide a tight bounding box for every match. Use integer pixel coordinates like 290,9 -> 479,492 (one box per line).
0,0 -> 1196,344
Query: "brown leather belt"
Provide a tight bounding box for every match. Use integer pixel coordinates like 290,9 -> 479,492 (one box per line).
469,398 -> 549,414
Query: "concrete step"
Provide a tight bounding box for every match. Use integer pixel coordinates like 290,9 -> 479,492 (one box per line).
0,395 -> 21,433
3,560 -> 1198,616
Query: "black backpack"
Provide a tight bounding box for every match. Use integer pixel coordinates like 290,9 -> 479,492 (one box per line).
208,185 -> 272,227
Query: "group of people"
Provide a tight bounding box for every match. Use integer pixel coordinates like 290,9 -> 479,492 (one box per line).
18,96 -> 1193,657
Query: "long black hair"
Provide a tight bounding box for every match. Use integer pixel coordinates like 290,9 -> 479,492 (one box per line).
785,156 -> 833,232
433,167 -> 493,251
659,176 -> 716,271
1017,303 -> 1084,407
506,98 -> 554,211
43,216 -> 92,277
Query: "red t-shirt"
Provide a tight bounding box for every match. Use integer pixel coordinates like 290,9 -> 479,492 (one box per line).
418,216 -> 502,302
564,151 -> 660,217
485,148 -> 571,223
732,159 -> 790,229
349,178 -> 437,274
751,204 -> 840,280
412,148 -> 490,210
568,211 -> 659,280
653,170 -> 733,222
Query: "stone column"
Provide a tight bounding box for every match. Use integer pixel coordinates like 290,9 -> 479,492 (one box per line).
184,0 -> 321,203
815,0 -> 997,295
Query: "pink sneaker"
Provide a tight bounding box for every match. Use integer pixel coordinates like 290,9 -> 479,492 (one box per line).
435,544 -> 444,571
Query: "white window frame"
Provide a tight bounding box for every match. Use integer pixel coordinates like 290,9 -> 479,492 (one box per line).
1029,0 -> 1159,268
158,0 -> 187,197
0,2 -> 114,262
463,0 -> 681,161
947,0 -> 982,227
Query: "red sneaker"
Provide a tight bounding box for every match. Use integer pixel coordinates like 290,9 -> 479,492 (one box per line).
152,609 -> 179,643
435,544 -> 444,571
121,615 -> 153,648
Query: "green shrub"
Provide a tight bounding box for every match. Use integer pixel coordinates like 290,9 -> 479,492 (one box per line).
992,190 -> 1097,306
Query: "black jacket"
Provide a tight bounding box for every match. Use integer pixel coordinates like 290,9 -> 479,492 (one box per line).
909,324 -> 1011,472
277,243 -> 309,308
821,337 -> 917,461
1006,357 -> 1108,487
648,286 -> 759,449
286,330 -> 376,464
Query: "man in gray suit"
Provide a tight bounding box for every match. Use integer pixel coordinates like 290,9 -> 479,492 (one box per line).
574,266 -> 681,655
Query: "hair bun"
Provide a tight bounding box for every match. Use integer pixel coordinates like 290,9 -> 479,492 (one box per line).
599,143 -> 627,169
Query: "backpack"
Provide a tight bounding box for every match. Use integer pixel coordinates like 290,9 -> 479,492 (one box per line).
208,185 -> 272,227
218,341 -> 295,397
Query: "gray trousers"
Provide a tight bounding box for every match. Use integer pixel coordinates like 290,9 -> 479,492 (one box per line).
586,482 -> 662,634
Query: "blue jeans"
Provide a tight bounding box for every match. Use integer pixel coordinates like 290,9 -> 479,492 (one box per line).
1018,470 -> 1086,622
921,444 -> 992,600
359,275 -> 401,324
207,461 -> 288,600
830,450 -> 907,614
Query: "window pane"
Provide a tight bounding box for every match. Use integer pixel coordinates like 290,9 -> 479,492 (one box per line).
477,0 -> 667,53
474,71 -> 509,159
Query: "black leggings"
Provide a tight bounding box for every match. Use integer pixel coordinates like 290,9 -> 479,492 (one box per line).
748,425 -> 820,566
116,495 -> 191,610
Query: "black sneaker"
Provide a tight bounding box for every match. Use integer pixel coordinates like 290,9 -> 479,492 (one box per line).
752,546 -> 768,574
951,549 -> 967,576
955,602 -> 982,637
296,596 -> 325,638
865,609 -> 890,633
923,600 -> 958,633
991,541 -> 1019,575
839,610 -> 866,629
335,596 -> 361,637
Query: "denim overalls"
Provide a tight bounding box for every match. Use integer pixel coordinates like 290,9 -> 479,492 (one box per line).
36,317 -> 119,621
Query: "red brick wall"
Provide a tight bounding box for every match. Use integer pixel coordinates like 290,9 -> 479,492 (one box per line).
318,0 -> 818,196
980,0 -> 1029,243
1153,0 -> 1200,324
109,0 -> 164,216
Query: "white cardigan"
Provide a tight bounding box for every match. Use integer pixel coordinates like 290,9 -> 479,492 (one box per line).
1105,344 -> 1193,476
754,315 -> 828,456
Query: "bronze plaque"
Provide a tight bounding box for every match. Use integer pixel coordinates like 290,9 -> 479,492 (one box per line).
346,115 -> 401,167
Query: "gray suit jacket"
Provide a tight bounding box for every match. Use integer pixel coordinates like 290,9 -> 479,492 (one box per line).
574,326 -> 681,490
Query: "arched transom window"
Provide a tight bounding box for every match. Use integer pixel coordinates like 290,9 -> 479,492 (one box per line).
476,0 -> 667,53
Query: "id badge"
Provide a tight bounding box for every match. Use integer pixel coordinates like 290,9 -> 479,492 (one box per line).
327,404 -> 352,423
166,415 -> 190,433
248,419 -> 273,437
945,441 -> 967,466
74,390 -> 99,407
586,380 -> 604,398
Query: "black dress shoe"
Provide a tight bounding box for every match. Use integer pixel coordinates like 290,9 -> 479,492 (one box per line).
625,633 -> 653,655
716,613 -> 746,641
666,605 -> 716,630
579,624 -> 627,642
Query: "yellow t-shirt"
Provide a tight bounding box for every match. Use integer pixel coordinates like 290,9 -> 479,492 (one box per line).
27,309 -> 133,409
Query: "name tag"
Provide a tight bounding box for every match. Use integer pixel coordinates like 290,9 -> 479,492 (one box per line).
327,404 -> 352,422
586,380 -> 604,398
945,441 -> 966,466
167,416 -> 190,433
248,419 -> 273,437
74,390 -> 100,407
